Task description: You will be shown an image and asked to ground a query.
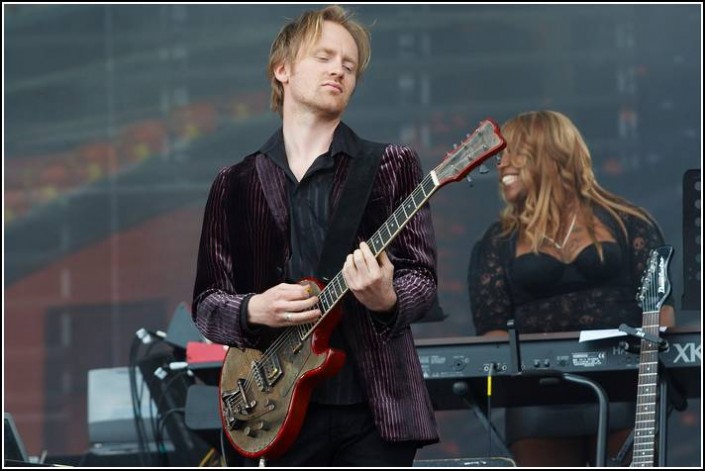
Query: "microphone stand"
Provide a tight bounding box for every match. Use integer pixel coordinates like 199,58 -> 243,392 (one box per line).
451,380 -> 512,458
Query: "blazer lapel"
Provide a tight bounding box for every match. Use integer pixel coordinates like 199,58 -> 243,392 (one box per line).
255,153 -> 289,235
329,154 -> 351,214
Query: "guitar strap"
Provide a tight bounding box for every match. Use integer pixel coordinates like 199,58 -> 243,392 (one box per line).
316,141 -> 443,324
316,142 -> 386,281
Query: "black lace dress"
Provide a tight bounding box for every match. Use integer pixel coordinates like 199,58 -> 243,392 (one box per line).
468,205 -> 670,441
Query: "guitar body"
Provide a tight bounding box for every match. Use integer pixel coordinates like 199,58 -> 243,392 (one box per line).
219,279 -> 345,459
217,119 -> 506,460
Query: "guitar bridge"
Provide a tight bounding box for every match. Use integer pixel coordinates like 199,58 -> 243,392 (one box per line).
221,378 -> 255,430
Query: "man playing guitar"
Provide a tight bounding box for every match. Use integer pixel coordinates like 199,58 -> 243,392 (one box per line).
192,5 -> 440,466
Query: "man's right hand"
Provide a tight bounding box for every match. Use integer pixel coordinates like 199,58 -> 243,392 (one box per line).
247,283 -> 321,328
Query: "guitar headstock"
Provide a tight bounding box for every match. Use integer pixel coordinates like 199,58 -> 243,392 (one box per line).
433,118 -> 507,186
637,246 -> 674,312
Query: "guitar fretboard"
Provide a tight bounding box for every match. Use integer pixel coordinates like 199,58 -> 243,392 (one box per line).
272,119 -> 503,350
631,309 -> 660,467
298,172 -> 439,340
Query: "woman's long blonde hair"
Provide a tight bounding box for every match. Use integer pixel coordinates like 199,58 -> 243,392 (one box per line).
499,110 -> 652,255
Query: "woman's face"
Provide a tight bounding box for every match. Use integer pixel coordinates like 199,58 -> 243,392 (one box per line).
496,149 -> 529,204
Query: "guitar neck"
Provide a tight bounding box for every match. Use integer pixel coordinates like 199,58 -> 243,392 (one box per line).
302,172 -> 439,339
631,309 -> 660,466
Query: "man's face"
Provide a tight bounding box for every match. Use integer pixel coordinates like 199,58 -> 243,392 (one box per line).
276,21 -> 359,118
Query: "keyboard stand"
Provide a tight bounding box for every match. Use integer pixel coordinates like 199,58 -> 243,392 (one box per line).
507,321 -> 609,467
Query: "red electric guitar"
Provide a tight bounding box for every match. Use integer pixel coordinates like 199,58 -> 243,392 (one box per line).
219,119 -> 506,459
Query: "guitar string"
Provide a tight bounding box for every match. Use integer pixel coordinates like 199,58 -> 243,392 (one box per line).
228,178 -> 435,408
300,177 -> 436,339
227,327 -> 304,409
225,164 -> 481,410
229,173 -> 446,411
633,263 -> 660,464
228,147 -> 499,411
224,130 -> 500,424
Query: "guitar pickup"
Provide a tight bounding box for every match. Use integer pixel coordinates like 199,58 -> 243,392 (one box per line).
289,335 -> 304,354
251,356 -> 284,392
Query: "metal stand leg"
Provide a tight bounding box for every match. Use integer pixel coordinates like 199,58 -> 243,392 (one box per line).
562,373 -> 609,467
507,322 -> 610,467
658,378 -> 668,467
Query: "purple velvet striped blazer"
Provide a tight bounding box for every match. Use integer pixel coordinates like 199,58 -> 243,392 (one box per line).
192,126 -> 439,444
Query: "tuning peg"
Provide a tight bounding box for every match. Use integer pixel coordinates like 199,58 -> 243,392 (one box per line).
479,164 -> 489,174
466,175 -> 473,187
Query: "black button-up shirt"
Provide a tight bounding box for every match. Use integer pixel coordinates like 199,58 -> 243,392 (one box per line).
260,124 -> 364,405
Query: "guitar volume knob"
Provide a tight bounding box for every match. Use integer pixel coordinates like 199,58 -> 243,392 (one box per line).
257,421 -> 270,431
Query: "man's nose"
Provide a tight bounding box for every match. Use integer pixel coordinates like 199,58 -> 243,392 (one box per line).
328,59 -> 344,77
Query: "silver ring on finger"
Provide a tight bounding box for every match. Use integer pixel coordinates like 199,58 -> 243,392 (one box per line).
285,312 -> 292,323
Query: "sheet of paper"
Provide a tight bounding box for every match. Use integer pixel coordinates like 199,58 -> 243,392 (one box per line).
579,326 -> 667,343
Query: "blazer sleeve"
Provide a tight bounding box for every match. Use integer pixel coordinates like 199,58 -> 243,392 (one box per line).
192,167 -> 255,347
373,145 -> 438,339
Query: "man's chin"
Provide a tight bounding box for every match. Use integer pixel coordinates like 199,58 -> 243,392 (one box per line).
317,103 -> 347,119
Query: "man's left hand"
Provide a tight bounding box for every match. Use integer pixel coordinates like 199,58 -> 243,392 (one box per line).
342,241 -> 397,313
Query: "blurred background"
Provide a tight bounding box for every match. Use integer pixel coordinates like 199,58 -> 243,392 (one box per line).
4,3 -> 701,466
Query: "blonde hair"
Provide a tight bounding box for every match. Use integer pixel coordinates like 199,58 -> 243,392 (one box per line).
499,110 -> 653,255
267,5 -> 371,115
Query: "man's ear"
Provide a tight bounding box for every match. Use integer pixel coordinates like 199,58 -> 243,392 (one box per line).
273,62 -> 289,84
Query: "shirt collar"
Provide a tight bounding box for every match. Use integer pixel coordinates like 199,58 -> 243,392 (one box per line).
259,121 -> 363,167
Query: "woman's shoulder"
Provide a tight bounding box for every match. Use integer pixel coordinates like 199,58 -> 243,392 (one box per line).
594,201 -> 662,247
594,200 -> 653,226
474,220 -> 506,249
483,220 -> 505,238
470,221 -> 509,269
